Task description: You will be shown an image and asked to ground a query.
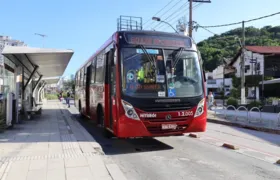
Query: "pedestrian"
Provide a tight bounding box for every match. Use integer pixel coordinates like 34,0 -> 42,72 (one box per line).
208,91 -> 214,110
66,91 -> 71,108
59,91 -> 63,102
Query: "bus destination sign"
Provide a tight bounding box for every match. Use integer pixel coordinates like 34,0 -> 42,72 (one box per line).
126,34 -> 192,48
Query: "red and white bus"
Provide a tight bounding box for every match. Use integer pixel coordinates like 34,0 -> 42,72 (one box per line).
75,30 -> 207,138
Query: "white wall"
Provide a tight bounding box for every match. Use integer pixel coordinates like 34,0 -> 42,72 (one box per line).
212,65 -> 224,79
232,51 -> 264,77
206,78 -> 233,95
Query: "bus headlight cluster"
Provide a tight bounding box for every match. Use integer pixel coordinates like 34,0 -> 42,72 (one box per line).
194,98 -> 205,118
121,100 -> 140,120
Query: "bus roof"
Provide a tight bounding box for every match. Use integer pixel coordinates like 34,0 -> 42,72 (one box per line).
76,30 -> 194,72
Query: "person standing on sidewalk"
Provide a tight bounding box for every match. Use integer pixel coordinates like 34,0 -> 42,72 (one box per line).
66,91 -> 71,108
59,91 -> 63,102
208,91 -> 214,110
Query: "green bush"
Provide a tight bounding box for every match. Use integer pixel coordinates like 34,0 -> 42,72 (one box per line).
45,94 -> 59,100
227,97 -> 238,107
247,101 -> 262,110
266,97 -> 280,105
230,88 -> 240,99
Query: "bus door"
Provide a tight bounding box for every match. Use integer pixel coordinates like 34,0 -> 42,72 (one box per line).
85,65 -> 92,115
105,48 -> 116,129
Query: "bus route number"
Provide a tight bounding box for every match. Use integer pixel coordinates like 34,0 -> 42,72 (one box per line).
177,111 -> 193,117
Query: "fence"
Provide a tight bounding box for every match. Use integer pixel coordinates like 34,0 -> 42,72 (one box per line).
211,105 -> 264,124
209,105 -> 280,130
278,112 -> 280,127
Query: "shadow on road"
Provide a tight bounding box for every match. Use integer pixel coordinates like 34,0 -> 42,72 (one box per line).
75,114 -> 174,155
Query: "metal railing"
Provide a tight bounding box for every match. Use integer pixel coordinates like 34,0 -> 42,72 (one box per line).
210,105 -> 280,129
236,106 -> 248,122
249,107 -> 262,123
278,112 -> 280,127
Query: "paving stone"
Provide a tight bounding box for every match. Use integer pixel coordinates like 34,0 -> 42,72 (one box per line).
47,168 -> 66,180
26,169 -> 47,180
66,166 -> 94,180
64,156 -> 88,168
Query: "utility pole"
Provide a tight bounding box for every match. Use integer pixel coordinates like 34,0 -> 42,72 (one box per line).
240,21 -> 246,105
188,0 -> 211,38
189,0 -> 193,37
34,33 -> 47,47
250,54 -> 257,101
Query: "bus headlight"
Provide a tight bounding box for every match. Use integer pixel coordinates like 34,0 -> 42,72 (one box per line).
194,98 -> 205,118
121,100 -> 140,120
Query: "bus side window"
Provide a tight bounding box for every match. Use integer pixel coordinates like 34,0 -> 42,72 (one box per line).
91,58 -> 96,84
110,49 -> 116,96
80,68 -> 84,86
77,71 -> 80,87
84,66 -> 87,86
95,52 -> 105,84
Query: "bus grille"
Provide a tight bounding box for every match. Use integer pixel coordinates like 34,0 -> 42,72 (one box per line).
142,116 -> 188,122
139,104 -> 192,112
146,124 -> 188,134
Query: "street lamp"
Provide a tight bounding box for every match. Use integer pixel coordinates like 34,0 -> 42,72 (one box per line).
34,33 -> 47,47
152,17 -> 179,34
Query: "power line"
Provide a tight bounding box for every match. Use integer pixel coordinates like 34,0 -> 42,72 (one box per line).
143,0 -> 176,26
161,3 -> 202,31
145,0 -> 184,29
200,11 -> 280,28
155,2 -> 190,30
193,22 -> 217,35
245,11 -> 280,23
158,2 -> 201,31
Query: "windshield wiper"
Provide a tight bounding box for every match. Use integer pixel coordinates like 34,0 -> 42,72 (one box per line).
137,45 -> 156,69
172,47 -> 184,68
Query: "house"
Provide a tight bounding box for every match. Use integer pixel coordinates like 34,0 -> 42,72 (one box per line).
229,46 -> 280,100
205,61 -> 234,97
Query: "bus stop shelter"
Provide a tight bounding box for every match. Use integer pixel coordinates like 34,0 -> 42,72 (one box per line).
1,46 -> 73,124
35,76 -> 61,103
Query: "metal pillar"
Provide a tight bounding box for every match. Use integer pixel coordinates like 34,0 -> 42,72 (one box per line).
32,75 -> 43,92
32,75 -> 43,106
189,0 -> 193,37
24,66 -> 38,91
38,82 -> 45,102
240,21 -> 246,104
38,82 -> 46,102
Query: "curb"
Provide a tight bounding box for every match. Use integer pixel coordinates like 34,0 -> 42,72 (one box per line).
207,118 -> 280,135
189,133 -> 199,138
106,164 -> 127,180
222,143 -> 238,150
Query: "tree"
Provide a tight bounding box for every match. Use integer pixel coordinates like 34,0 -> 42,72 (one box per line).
198,25 -> 280,71
63,80 -> 75,93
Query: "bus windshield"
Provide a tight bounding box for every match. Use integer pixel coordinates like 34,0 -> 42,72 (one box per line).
121,47 -> 203,98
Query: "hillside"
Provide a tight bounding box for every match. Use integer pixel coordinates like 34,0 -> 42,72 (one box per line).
197,25 -> 280,71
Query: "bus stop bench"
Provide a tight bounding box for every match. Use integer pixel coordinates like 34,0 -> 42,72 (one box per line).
25,106 -> 42,120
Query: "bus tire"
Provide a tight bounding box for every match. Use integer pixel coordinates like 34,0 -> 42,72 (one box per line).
103,128 -> 114,139
78,100 -> 85,120
97,105 -> 104,127
97,106 -> 113,138
79,100 -> 82,113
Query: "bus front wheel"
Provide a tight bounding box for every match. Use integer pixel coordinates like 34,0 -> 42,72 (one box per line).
97,107 -> 113,138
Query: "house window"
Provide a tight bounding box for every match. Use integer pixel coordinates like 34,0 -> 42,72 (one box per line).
245,65 -> 250,73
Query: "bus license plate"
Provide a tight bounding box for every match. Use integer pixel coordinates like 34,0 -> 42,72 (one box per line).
162,124 -> 177,130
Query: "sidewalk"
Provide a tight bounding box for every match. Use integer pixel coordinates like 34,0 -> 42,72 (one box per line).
208,108 -> 280,134
0,100 -> 127,180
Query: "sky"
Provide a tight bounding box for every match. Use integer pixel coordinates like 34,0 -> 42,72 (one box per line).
1,0 -> 280,77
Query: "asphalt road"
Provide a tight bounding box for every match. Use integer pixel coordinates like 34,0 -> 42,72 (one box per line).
77,116 -> 280,180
